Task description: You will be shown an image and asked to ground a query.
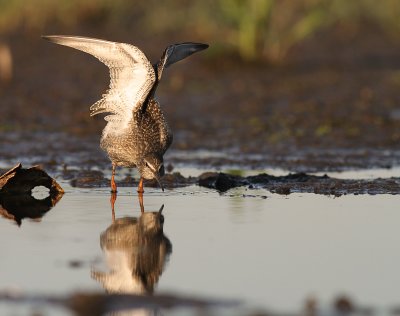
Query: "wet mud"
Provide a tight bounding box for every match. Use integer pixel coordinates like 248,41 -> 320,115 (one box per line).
60,169 -> 400,196
199,172 -> 400,195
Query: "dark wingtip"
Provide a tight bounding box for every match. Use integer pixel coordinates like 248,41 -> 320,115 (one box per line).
163,42 -> 209,68
41,35 -> 59,44
191,42 -> 209,47
194,43 -> 209,53
185,42 -> 209,52
41,35 -> 53,41
199,43 -> 209,50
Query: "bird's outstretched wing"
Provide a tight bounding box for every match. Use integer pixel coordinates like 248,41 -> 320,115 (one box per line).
42,35 -> 156,122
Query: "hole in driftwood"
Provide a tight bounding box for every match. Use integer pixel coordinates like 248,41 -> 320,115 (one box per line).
31,186 -> 50,200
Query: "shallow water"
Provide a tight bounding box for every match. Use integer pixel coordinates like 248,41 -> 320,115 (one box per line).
1,181 -> 400,315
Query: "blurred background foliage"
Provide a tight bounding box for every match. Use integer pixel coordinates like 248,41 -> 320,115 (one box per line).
1,0 -> 400,63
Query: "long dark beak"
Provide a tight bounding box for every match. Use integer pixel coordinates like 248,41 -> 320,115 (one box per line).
158,204 -> 164,214
154,173 -> 164,192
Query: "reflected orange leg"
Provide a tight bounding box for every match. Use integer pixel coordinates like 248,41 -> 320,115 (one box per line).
137,177 -> 144,194
138,193 -> 144,213
110,192 -> 117,222
111,165 -> 117,193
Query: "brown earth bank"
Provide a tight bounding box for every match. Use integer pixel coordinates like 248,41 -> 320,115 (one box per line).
1,24 -> 400,173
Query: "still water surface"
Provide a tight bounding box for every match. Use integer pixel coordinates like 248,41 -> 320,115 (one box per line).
0,181 -> 399,314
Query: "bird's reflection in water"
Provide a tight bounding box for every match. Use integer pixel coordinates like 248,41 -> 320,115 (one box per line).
92,195 -> 172,296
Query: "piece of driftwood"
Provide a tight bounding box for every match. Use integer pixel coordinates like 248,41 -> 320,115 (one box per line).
0,164 -> 64,225
0,163 -> 64,195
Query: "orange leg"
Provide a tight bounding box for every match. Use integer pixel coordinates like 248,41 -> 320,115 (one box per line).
110,192 -> 117,222
137,177 -> 144,194
111,165 -> 117,193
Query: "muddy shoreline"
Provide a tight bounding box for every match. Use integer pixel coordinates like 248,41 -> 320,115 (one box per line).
26,167 -> 397,196
1,131 -> 400,195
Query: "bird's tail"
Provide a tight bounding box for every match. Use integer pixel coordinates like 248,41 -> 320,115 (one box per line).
89,90 -> 129,119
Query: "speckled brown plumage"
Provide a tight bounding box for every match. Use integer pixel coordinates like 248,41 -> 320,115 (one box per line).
42,35 -> 208,192
101,98 -> 172,170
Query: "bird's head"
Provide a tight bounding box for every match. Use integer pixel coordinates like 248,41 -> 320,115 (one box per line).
139,205 -> 165,235
138,154 -> 165,191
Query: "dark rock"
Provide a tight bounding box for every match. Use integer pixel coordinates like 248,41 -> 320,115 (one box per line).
70,170 -> 108,188
198,172 -> 219,188
198,172 -> 246,192
272,186 -> 291,195
145,172 -> 195,189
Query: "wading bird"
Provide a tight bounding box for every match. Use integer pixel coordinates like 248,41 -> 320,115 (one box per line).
43,35 -> 208,194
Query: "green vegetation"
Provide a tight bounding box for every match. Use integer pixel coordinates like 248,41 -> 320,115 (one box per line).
1,0 -> 400,62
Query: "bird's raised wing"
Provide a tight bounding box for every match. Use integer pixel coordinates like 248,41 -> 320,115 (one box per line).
42,35 -> 156,121
156,42 -> 209,81
141,42 -> 208,113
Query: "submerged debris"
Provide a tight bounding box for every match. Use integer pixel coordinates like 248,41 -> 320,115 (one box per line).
0,163 -> 64,225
